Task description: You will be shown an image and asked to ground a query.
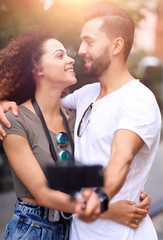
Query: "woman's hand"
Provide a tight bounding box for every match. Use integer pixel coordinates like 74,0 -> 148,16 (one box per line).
139,191 -> 151,210
0,101 -> 18,140
101,198 -> 148,229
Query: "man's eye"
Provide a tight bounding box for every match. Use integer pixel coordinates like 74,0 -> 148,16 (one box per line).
87,41 -> 93,46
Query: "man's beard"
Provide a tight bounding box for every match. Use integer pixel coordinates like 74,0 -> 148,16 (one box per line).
84,47 -> 110,78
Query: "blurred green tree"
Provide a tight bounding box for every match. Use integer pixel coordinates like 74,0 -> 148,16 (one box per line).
0,0 -> 47,48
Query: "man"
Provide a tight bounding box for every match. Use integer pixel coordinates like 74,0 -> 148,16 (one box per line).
60,4 -> 161,239
0,4 -> 161,240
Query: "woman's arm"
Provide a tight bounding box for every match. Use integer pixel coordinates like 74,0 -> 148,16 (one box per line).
3,134 -> 76,212
101,193 -> 150,228
3,133 -> 101,221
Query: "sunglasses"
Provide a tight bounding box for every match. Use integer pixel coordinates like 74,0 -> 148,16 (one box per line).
77,103 -> 93,137
56,132 -> 71,161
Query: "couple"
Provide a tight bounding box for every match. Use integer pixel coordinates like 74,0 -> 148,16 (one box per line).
0,3 -> 161,240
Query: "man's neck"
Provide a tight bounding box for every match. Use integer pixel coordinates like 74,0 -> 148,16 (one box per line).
96,63 -> 134,101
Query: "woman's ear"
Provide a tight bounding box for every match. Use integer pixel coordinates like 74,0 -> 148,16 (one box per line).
32,64 -> 43,77
112,37 -> 124,56
36,71 -> 44,77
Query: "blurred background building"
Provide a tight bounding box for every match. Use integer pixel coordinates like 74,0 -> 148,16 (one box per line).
154,0 -> 163,58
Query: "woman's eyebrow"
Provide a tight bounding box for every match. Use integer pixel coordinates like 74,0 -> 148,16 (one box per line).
52,49 -> 66,55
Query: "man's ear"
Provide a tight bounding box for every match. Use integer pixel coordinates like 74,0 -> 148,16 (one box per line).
112,37 -> 124,56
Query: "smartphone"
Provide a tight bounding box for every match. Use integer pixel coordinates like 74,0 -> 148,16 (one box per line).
45,164 -> 104,194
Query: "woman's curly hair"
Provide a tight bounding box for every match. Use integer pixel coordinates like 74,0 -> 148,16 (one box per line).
0,27 -> 56,104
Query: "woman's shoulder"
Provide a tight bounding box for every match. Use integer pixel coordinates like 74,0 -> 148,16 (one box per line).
2,106 -> 29,137
3,105 -> 38,133
4,106 -> 23,123
5,105 -> 35,122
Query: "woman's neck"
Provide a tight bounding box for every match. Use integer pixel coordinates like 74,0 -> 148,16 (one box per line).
22,88 -> 68,133
34,89 -> 62,118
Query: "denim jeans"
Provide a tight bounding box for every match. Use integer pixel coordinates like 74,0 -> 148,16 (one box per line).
2,198 -> 70,240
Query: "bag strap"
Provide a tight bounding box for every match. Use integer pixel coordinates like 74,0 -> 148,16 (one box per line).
60,107 -> 74,161
31,97 -> 74,165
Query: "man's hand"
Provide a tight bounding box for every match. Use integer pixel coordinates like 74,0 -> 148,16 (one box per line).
75,188 -> 101,222
0,101 -> 18,140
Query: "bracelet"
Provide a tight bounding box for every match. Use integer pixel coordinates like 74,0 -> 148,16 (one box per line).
95,188 -> 109,213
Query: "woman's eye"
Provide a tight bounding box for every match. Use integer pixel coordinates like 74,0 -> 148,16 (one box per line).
58,54 -> 63,58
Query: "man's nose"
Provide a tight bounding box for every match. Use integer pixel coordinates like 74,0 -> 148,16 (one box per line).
78,42 -> 87,56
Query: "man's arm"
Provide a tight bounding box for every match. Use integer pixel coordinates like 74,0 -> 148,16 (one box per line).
0,92 -> 77,139
77,129 -> 144,222
104,129 -> 144,199
0,101 -> 18,140
61,92 -> 77,110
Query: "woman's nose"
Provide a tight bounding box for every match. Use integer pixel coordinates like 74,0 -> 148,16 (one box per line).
67,56 -> 75,64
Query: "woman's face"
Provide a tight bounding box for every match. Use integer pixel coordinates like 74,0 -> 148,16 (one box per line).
37,39 -> 77,88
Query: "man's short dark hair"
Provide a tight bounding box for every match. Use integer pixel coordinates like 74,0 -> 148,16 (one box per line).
84,4 -> 135,60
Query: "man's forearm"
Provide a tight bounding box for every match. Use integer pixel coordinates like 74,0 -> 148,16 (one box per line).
103,129 -> 144,200
103,153 -> 132,200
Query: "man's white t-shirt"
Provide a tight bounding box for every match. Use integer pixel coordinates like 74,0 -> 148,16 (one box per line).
61,80 -> 161,240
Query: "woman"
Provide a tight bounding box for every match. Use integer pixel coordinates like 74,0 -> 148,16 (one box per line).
0,27 -> 149,240
0,26 -> 82,240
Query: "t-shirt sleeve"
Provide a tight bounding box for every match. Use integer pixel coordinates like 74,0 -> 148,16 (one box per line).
116,96 -> 161,152
61,92 -> 77,110
2,111 -> 28,139
61,85 -> 89,110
